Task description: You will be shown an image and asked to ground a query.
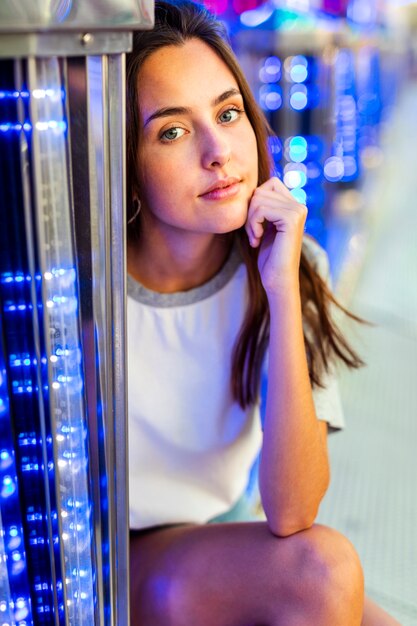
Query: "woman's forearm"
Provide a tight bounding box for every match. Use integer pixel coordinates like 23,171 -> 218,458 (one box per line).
259,283 -> 330,537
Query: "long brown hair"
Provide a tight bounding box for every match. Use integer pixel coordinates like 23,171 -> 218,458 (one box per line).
126,0 -> 364,408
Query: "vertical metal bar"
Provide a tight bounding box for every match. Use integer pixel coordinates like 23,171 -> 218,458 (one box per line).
86,50 -> 129,626
85,53 -> 115,625
99,52 -> 117,626
84,53 -> 110,626
107,52 -> 129,626
66,55 -> 104,626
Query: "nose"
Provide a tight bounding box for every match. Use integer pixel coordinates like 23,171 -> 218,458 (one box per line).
200,125 -> 231,169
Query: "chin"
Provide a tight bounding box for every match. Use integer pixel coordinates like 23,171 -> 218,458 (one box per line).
215,208 -> 248,233
214,221 -> 245,236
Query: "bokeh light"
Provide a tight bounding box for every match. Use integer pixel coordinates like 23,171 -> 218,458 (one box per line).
259,84 -> 283,111
290,84 -> 308,110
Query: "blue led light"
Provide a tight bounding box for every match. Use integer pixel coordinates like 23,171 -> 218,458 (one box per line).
304,185 -> 325,213
0,90 -> 30,100
1,72 -> 66,620
0,344 -> 34,626
9,527 -> 19,540
0,123 -> 24,133
290,85 -> 308,111
0,122 -> 34,134
290,188 -> 307,204
343,156 -> 358,178
0,274 -> 33,285
306,161 -> 322,181
287,136 -> 308,163
290,65 -> 308,83
347,0 -> 377,28
324,156 -> 344,182
259,84 -> 282,111
1,476 -> 16,498
283,164 -> 307,189
259,56 -> 281,84
0,121 -> 67,134
0,450 -> 12,466
268,135 -> 282,160
28,59 -> 95,623
289,56 -> 308,83
330,48 -> 360,183
1,60 -> 97,624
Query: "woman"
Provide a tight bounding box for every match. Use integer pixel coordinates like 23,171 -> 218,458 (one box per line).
126,2 -> 400,624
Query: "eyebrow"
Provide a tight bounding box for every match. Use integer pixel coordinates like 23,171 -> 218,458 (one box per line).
143,88 -> 242,127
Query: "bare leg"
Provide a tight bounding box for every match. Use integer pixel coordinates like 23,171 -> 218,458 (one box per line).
130,522 -> 364,626
362,596 -> 403,625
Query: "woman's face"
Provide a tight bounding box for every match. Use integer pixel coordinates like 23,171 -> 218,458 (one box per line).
136,38 -> 258,240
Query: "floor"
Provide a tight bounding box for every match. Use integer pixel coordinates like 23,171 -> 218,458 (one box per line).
316,81 -> 417,625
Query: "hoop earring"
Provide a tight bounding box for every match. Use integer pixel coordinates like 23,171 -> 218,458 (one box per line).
128,198 -> 141,225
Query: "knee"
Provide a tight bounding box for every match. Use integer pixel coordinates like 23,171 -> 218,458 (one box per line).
137,567 -> 201,626
301,525 -> 363,589
277,525 -> 364,620
134,569 -> 177,625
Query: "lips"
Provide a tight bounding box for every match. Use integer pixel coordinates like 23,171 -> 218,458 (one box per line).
199,177 -> 241,200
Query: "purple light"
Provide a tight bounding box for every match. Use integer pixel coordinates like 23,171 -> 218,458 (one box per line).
202,0 -> 228,14
233,0 -> 264,14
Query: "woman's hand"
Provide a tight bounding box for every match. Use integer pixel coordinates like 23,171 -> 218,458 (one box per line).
245,176 -> 307,295
247,180 -> 329,535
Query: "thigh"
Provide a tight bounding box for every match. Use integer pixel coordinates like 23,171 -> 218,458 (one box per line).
130,521 -> 363,626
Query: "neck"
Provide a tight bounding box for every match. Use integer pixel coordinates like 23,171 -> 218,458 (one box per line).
127,224 -> 233,293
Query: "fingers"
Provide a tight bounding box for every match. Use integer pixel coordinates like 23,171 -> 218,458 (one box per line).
246,203 -> 301,246
257,176 -> 295,201
246,178 -> 307,247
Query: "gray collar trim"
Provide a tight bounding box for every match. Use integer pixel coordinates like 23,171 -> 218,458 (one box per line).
127,246 -> 242,308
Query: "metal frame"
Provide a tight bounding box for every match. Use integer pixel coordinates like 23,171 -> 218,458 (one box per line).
0,32 -> 134,59
0,0 -> 153,33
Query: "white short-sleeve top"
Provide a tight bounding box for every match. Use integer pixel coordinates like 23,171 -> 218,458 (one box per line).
127,236 -> 344,530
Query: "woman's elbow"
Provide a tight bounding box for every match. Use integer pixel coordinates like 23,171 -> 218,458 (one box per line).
263,482 -> 329,538
260,468 -> 330,538
266,511 -> 317,538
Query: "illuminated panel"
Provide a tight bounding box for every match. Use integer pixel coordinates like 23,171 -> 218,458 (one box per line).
259,56 -> 283,113
284,136 -> 308,204
0,509 -> 14,626
356,45 -> 382,166
28,58 -> 95,625
0,332 -> 34,626
1,267 -> 59,625
324,48 -> 359,183
0,60 -> 58,624
0,57 -> 96,624
256,49 -> 327,240
284,54 -> 321,113
279,51 -> 327,241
